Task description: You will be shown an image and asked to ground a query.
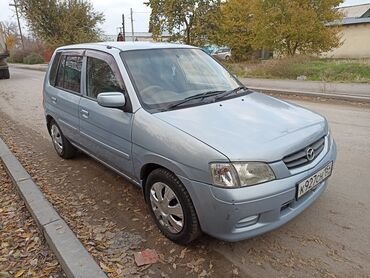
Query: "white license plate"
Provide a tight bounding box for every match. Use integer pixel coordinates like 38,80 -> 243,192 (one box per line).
297,162 -> 333,199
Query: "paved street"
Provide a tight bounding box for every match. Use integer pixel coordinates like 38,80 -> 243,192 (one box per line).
1,67 -> 370,277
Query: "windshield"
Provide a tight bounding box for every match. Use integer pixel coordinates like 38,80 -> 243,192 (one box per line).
121,48 -> 241,111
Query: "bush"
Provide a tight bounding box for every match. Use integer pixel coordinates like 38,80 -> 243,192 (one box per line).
8,49 -> 32,63
223,56 -> 370,83
23,53 -> 44,64
244,56 -> 315,79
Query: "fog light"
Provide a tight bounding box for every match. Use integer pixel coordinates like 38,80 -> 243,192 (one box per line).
235,215 -> 259,228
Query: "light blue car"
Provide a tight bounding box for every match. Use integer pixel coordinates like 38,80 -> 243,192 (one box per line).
43,42 -> 337,244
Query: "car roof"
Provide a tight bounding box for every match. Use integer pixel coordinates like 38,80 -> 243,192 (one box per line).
56,41 -> 198,52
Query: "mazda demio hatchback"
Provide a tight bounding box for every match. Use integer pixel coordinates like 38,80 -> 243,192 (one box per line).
43,42 -> 337,244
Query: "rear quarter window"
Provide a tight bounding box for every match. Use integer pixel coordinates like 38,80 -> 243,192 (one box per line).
48,52 -> 61,86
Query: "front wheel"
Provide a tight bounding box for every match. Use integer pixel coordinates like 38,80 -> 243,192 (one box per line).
145,168 -> 201,244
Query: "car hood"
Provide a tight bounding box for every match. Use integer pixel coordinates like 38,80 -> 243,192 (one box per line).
154,92 -> 327,162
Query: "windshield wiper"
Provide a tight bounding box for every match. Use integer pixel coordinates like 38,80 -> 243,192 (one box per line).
214,86 -> 248,101
167,90 -> 225,110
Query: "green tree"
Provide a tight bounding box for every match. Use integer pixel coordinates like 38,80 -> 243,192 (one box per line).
145,0 -> 221,45
249,0 -> 343,56
19,0 -> 104,49
216,0 -> 254,60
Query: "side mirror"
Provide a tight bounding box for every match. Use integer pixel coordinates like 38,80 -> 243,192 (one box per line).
97,92 -> 126,108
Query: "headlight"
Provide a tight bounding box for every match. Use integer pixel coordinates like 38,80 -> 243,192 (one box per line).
210,162 -> 275,188
233,162 -> 275,186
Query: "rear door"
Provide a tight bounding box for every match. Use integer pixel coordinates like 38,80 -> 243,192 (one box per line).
79,50 -> 134,176
47,51 -> 83,143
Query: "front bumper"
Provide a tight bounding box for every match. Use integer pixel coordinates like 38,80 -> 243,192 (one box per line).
179,140 -> 337,242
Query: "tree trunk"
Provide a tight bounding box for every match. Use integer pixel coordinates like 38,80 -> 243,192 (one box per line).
186,27 -> 191,44
184,18 -> 191,45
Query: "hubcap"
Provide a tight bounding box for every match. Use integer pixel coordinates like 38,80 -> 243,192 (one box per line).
51,124 -> 63,154
150,182 -> 184,234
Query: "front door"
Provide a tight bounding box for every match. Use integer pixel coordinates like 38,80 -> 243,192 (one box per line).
79,50 -> 134,176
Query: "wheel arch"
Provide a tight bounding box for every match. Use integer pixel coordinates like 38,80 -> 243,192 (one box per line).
46,114 -> 55,135
138,155 -> 190,198
140,161 -> 185,188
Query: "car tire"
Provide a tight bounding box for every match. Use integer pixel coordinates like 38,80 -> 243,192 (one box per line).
0,69 -> 9,79
145,168 -> 201,244
3,69 -> 10,79
49,120 -> 76,159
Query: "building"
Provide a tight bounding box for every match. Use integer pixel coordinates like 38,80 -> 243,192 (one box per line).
324,3 -> 370,58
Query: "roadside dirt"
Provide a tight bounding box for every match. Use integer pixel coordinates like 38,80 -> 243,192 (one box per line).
0,112 -> 232,277
0,163 -> 64,277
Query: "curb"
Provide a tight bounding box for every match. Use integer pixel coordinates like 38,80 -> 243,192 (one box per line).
247,86 -> 370,103
9,63 -> 48,72
0,137 -> 107,278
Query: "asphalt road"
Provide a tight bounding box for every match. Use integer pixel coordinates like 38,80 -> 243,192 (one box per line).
1,68 -> 370,277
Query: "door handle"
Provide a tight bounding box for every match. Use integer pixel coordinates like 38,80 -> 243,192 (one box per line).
51,96 -> 57,103
81,109 -> 89,119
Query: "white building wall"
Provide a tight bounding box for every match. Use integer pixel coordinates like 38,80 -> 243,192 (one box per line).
324,24 -> 370,58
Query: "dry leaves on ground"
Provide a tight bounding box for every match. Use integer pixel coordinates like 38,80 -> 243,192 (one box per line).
0,163 -> 64,277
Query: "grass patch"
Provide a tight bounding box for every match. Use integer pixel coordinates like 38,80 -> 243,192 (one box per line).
224,56 -> 370,83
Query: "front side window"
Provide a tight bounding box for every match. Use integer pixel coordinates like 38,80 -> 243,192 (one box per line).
121,48 -> 241,112
56,55 -> 82,93
86,57 -> 122,99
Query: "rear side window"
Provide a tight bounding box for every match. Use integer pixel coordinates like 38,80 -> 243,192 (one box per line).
86,57 -> 122,99
49,52 -> 61,86
55,55 -> 83,93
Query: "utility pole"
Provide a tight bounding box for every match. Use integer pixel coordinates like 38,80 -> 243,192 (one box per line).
130,8 -> 134,42
122,14 -> 126,41
9,0 -> 24,50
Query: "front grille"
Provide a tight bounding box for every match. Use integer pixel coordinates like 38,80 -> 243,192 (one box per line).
283,136 -> 325,169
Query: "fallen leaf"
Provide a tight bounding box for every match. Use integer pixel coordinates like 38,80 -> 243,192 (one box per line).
15,270 -> 25,277
179,248 -> 188,259
198,270 -> 208,277
134,249 -> 159,266
99,262 -> 115,273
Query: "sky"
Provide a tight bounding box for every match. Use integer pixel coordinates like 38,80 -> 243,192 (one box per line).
1,0 -> 369,37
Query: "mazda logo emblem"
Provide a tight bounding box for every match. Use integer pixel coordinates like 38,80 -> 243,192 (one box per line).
306,147 -> 315,161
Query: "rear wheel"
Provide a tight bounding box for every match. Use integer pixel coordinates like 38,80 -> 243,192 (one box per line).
145,168 -> 201,244
49,120 -> 76,159
0,68 -> 10,79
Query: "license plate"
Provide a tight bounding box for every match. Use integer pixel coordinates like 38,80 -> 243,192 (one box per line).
297,162 -> 333,199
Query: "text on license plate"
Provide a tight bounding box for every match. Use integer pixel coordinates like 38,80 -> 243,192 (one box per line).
297,161 -> 333,199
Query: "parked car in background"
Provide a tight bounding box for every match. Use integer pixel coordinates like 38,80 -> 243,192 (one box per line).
202,45 -> 217,55
43,42 -> 336,244
212,47 -> 232,61
0,26 -> 10,79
